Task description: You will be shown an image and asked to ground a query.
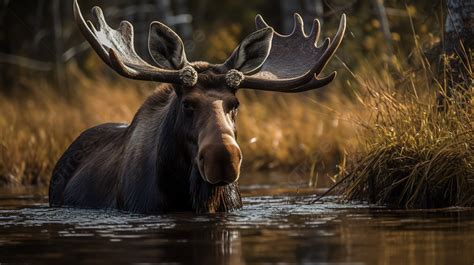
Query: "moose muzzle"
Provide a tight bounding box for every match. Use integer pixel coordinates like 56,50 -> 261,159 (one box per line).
198,134 -> 242,185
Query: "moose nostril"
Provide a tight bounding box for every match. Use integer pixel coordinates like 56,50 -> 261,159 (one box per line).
197,143 -> 242,185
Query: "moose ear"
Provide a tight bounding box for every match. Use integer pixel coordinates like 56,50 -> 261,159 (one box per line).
224,28 -> 273,74
149,22 -> 188,70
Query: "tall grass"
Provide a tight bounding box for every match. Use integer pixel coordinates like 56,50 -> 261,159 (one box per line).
340,47 -> 473,208
0,65 -> 357,186
1,9 -> 471,208
0,70 -> 145,185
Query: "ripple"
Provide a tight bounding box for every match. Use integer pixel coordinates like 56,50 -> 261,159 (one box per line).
1,193 -> 474,264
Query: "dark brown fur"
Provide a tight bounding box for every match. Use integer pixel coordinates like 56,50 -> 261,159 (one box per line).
61,2 -> 343,214
49,72 -> 243,213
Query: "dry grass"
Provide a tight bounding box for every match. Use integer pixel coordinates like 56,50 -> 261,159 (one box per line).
2,13 -> 472,212
0,69 -> 145,186
340,55 -> 474,208
238,89 -> 358,172
0,65 -> 358,186
334,6 -> 474,208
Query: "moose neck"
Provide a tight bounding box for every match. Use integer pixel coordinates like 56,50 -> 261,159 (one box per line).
122,85 -> 242,213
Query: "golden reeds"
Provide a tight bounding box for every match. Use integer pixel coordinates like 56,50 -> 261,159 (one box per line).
0,66 -> 357,186
0,73 -> 145,186
340,46 -> 473,208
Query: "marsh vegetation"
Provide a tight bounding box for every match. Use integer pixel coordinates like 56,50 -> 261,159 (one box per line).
0,1 -> 472,209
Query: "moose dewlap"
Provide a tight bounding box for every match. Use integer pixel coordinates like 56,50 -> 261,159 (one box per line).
48,0 -> 346,214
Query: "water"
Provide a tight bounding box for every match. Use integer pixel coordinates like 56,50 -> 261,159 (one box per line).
0,183 -> 474,264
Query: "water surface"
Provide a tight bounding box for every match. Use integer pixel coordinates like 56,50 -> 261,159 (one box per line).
0,184 -> 473,264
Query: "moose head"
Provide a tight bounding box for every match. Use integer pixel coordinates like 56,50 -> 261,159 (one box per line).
49,0 -> 346,213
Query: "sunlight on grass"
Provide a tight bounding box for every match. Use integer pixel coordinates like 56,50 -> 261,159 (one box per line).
0,64 -> 358,186
340,44 -> 473,208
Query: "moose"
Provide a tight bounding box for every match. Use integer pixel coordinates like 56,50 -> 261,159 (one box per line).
49,0 -> 346,213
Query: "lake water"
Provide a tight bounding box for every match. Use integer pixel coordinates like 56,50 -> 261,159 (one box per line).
0,177 -> 473,264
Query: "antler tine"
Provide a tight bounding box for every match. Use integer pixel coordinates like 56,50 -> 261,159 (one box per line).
313,14 -> 346,75
292,13 -> 306,37
74,1 -> 111,67
73,0 -> 195,85
255,14 -> 269,30
309,19 -> 321,44
238,14 -> 346,92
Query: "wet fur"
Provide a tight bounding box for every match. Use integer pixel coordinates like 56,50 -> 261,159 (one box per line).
49,84 -> 242,214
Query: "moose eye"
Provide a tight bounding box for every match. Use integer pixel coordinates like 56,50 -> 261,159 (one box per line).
227,98 -> 240,111
182,100 -> 196,116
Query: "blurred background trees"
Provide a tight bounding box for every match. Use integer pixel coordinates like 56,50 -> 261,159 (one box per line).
0,0 -> 457,96
437,0 -> 473,108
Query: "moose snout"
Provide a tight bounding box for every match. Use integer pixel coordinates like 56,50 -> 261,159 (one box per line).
198,141 -> 242,185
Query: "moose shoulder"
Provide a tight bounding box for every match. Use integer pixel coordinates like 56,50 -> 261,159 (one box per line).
49,0 -> 346,214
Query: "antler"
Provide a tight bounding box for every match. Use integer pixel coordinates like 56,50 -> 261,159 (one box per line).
73,0 -> 197,86
236,13 -> 346,92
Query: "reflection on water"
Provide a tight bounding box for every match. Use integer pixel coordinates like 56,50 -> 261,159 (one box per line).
0,187 -> 473,264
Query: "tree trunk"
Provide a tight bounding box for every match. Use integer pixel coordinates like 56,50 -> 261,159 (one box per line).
0,0 -> 13,93
437,0 -> 473,109
279,0 -> 301,34
155,0 -> 173,24
372,0 -> 393,57
303,0 -> 324,31
52,0 -> 68,96
175,0 -> 192,43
